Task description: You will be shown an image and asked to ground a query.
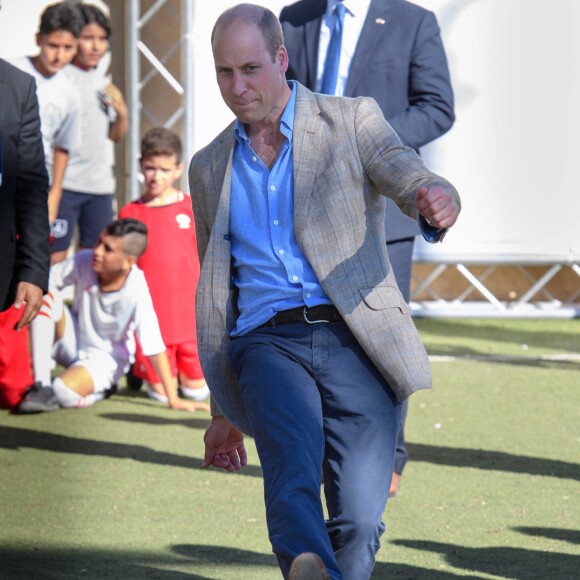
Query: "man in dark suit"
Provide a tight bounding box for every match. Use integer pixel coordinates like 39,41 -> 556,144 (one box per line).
0,58 -> 50,328
280,0 -> 455,495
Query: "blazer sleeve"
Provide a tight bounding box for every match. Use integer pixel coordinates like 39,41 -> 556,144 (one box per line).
386,10 -> 455,151
354,97 -> 460,221
14,76 -> 50,292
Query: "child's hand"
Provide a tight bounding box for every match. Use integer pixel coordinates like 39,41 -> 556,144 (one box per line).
169,398 -> 211,413
102,83 -> 128,118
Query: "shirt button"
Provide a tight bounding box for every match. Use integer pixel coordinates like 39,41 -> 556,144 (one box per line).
292,275 -> 299,282
252,156 -> 257,162
273,220 -> 279,225
306,293 -> 311,298
278,249 -> 285,255
270,185 -> 276,191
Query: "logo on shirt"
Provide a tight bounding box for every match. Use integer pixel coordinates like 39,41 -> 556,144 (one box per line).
175,214 -> 191,229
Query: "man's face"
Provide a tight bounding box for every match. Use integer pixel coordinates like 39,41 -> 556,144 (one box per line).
74,23 -> 108,70
140,155 -> 183,199
92,233 -> 131,277
35,30 -> 77,76
212,21 -> 288,126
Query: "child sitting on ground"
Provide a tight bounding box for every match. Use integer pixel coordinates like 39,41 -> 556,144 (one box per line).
17,219 -> 210,414
119,128 -> 209,404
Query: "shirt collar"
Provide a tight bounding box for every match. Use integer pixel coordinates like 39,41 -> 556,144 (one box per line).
234,80 -> 298,144
325,0 -> 371,18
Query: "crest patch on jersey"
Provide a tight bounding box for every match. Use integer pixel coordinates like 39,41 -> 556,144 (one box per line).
175,213 -> 191,229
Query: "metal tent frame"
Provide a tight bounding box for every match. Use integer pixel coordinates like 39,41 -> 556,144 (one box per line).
127,0 -> 195,201
411,254 -> 580,318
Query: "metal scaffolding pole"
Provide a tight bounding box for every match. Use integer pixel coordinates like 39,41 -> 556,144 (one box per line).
127,0 -> 195,201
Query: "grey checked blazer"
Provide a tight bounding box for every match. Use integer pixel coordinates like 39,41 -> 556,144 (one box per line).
189,83 -> 459,436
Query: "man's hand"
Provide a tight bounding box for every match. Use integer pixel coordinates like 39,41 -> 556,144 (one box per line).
13,282 -> 44,330
202,416 -> 247,472
415,185 -> 460,230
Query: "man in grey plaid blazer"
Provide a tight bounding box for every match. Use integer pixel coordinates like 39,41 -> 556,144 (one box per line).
189,5 -> 460,579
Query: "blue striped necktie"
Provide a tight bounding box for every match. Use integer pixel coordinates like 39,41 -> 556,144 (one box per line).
320,2 -> 347,95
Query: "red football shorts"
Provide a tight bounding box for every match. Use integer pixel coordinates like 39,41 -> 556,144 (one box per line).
133,339 -> 204,383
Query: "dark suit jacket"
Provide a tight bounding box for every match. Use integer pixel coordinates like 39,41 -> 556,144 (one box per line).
280,0 -> 455,242
0,59 -> 50,311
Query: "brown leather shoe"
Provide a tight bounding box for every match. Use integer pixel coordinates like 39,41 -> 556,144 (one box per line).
288,553 -> 330,580
389,472 -> 401,497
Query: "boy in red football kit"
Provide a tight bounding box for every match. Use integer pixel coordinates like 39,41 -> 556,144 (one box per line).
119,128 -> 209,403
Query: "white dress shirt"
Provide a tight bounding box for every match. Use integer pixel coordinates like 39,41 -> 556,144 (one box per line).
316,0 -> 372,95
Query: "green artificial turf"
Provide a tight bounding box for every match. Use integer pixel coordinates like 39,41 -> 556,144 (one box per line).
0,319 -> 578,579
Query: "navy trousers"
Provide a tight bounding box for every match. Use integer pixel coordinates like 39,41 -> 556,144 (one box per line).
386,237 -> 415,474
229,321 -> 401,580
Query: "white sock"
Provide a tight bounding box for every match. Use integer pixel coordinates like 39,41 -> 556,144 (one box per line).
145,382 -> 168,403
30,290 -> 63,386
52,377 -> 82,408
52,377 -> 106,409
75,392 -> 105,408
180,383 -> 210,401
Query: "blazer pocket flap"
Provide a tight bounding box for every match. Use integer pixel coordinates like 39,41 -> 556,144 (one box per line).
359,285 -> 410,314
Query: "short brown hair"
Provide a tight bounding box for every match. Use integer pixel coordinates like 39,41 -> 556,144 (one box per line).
211,3 -> 284,63
140,127 -> 183,163
39,1 -> 83,37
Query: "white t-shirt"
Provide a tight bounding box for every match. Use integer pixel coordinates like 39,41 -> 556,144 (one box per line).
61,64 -> 116,194
50,250 -> 165,368
7,56 -> 81,182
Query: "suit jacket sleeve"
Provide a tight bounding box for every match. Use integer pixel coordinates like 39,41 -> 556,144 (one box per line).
15,76 -> 50,292
385,9 -> 454,151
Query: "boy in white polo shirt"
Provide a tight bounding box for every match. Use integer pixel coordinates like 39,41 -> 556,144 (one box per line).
8,1 -> 83,226
52,3 -> 128,265
17,219 -> 210,414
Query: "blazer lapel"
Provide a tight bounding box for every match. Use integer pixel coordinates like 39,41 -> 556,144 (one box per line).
0,61 -> 6,127
345,0 -> 393,96
0,63 -> 6,185
200,139 -> 238,331
292,84 -> 322,244
205,126 -> 235,229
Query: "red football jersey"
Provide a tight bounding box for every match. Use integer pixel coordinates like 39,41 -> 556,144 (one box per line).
119,193 -> 200,345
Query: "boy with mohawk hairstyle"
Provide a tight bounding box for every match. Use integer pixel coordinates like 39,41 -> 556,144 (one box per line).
120,128 -> 208,405
18,218 -> 210,414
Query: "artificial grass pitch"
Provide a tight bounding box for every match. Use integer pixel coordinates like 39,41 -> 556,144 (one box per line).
0,318 -> 578,579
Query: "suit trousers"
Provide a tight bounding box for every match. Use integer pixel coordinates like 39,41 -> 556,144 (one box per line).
386,236 -> 415,474
228,321 -> 402,580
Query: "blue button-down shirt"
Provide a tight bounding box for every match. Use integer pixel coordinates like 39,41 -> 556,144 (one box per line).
229,82 -> 331,336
